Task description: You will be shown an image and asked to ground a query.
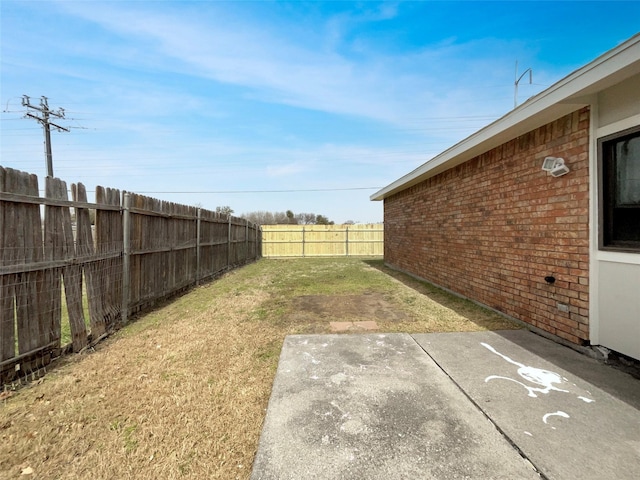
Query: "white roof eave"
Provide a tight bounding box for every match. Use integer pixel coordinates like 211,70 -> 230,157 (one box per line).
371,33 -> 640,202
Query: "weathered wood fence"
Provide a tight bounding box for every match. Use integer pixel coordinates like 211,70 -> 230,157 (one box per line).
261,224 -> 383,257
0,166 -> 260,383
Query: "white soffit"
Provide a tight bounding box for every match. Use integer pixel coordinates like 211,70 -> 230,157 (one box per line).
371,33 -> 640,201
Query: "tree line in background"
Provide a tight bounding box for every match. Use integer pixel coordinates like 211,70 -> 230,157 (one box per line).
215,206 -> 347,225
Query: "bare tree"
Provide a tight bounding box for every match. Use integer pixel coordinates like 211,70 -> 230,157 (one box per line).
241,211 -> 277,225
242,210 -> 333,225
295,212 -> 317,225
216,205 -> 234,216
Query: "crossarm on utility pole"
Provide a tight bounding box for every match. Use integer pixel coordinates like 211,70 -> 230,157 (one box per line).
22,95 -> 69,177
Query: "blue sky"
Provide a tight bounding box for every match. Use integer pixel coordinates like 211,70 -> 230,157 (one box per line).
2,1 -> 639,223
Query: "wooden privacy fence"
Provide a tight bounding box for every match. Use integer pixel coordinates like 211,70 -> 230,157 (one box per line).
261,224 -> 383,257
0,166 -> 260,384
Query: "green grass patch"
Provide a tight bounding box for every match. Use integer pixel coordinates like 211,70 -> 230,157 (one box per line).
2,256 -> 521,480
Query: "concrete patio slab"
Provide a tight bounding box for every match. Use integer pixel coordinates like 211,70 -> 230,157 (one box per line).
252,330 -> 640,479
251,333 -> 539,479
413,330 -> 640,480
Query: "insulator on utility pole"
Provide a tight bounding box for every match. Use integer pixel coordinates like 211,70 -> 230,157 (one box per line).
22,95 -> 70,177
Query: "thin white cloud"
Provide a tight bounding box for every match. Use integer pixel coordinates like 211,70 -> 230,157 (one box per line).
53,1 -> 530,127
266,162 -> 308,178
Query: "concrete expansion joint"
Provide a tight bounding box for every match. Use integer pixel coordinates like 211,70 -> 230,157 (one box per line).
408,333 -> 549,480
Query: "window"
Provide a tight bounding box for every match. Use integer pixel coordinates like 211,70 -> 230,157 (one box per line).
599,126 -> 640,251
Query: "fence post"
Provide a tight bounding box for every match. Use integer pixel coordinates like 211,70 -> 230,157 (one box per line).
345,226 -> 349,257
196,208 -> 201,284
121,192 -> 131,325
302,226 -> 307,257
227,215 -> 232,269
245,220 -> 249,263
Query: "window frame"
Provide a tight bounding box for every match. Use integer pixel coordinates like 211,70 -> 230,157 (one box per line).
598,124 -> 640,252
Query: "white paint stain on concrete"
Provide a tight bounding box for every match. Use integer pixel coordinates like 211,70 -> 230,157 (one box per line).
481,343 -> 569,398
543,411 -> 570,424
303,352 -> 320,365
480,342 -> 595,428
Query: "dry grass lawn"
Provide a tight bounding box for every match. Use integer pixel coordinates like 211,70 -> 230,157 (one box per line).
0,258 -> 520,479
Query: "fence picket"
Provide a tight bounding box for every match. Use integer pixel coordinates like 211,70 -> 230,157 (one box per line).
95,186 -> 122,333
16,171 -> 44,354
0,167 -> 16,361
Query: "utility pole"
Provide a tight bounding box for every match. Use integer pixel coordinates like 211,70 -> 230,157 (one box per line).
22,95 -> 69,177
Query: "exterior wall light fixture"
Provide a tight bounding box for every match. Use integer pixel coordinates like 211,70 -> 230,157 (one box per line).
542,156 -> 570,177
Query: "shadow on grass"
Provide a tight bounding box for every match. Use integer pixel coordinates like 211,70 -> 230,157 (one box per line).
363,258 -> 522,332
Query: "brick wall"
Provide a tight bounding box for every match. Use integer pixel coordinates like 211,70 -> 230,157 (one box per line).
384,108 -> 590,345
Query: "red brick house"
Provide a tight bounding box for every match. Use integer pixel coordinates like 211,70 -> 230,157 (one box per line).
372,34 -> 640,361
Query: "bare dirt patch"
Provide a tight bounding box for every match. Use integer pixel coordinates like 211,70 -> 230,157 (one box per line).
288,293 -> 407,325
